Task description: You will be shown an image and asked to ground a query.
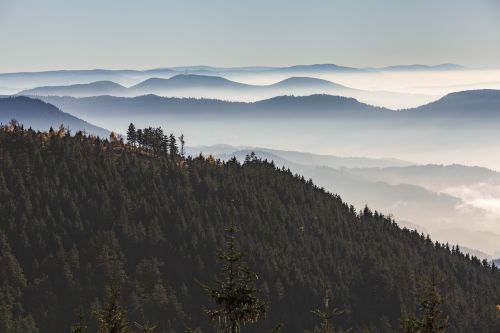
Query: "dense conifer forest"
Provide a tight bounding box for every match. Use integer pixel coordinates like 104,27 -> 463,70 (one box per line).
0,122 -> 499,332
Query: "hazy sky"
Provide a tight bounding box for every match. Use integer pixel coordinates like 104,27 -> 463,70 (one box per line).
1,0 -> 499,72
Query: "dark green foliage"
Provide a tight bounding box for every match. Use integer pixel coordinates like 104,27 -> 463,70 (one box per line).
307,291 -> 347,333
0,124 -> 499,332
402,273 -> 448,333
127,123 -> 137,148
201,221 -> 267,332
94,283 -> 130,333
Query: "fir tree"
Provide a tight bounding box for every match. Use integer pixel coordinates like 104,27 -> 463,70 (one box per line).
402,272 -> 448,333
201,220 -> 267,333
94,282 -> 130,333
307,290 -> 347,333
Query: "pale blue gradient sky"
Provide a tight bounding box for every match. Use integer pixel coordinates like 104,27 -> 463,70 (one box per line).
0,0 -> 499,72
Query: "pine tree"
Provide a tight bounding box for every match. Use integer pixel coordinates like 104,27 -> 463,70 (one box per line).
94,282 -> 130,333
201,220 -> 267,333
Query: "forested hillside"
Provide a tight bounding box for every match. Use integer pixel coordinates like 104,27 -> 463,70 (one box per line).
0,124 -> 499,332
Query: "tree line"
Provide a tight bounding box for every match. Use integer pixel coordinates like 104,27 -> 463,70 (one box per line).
125,123 -> 184,158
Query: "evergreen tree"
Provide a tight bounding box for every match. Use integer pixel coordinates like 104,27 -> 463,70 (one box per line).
308,291 -> 346,333
94,282 -> 130,333
136,129 -> 143,149
179,134 -> 185,158
201,220 -> 267,333
402,273 -> 448,333
169,133 -> 178,157
127,123 -> 137,148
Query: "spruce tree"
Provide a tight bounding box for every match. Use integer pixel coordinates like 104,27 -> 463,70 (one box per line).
201,220 -> 267,333
94,282 -> 130,333
402,272 -> 448,333
308,291 -> 346,333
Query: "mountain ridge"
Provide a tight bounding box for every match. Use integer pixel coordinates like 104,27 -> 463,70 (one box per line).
0,96 -> 110,137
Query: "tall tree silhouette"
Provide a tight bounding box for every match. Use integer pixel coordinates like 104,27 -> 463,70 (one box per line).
126,123 -> 137,148
201,219 -> 267,333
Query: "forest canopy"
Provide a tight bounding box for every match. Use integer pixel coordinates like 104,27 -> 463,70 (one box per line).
0,122 -> 499,332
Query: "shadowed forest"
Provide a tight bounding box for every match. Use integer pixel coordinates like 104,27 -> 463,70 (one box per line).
1,123 -> 499,332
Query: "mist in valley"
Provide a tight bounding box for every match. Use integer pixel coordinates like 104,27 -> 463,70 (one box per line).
3,64 -> 500,257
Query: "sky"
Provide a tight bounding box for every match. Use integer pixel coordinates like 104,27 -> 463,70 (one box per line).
0,0 -> 499,72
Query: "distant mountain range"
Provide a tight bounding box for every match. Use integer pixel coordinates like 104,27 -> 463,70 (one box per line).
19,74 -> 355,99
373,63 -> 466,71
37,93 -> 392,122
0,63 -> 470,93
0,96 -> 109,137
35,89 -> 500,121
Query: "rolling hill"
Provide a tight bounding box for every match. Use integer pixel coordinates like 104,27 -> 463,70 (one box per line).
188,145 -> 500,256
35,89 -> 500,121
409,89 -> 500,116
19,81 -> 127,97
0,96 -> 110,137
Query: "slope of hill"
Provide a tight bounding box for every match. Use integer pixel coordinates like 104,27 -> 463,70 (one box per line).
0,125 -> 499,333
345,164 -> 500,192
131,74 -> 251,91
19,81 -> 127,97
38,89 -> 500,123
408,89 -> 500,116
0,69 -> 145,88
267,63 -> 362,73
192,146 -> 500,255
269,76 -> 350,89
0,96 -> 109,137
